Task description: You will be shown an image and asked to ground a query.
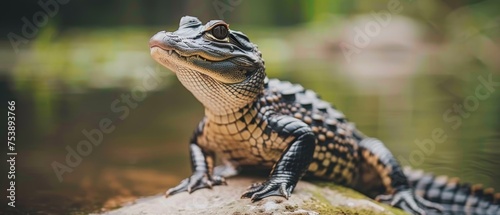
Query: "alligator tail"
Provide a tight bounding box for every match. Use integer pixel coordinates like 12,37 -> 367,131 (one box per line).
404,167 -> 500,215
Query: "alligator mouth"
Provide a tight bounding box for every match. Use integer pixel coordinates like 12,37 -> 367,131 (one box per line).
151,45 -> 210,63
171,49 -> 209,62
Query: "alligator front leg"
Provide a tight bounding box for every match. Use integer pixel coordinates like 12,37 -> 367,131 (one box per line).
166,128 -> 226,196
241,116 -> 315,201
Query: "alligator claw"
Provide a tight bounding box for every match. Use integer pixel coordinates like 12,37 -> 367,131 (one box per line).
376,189 -> 443,215
241,179 -> 295,202
165,172 -> 226,197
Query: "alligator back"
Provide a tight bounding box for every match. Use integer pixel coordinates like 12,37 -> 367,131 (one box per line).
264,78 -> 362,185
404,167 -> 500,215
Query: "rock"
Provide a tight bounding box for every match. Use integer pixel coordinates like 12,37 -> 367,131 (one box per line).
102,177 -> 406,215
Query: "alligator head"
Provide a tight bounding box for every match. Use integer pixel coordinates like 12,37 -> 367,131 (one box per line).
149,16 -> 265,115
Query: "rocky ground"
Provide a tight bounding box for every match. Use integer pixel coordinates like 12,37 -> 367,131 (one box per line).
102,177 -> 406,215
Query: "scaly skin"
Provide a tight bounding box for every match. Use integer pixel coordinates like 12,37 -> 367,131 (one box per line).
149,16 -> 500,215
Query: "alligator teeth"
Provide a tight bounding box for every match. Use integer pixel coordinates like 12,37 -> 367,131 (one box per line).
167,50 -> 173,55
193,55 -> 206,61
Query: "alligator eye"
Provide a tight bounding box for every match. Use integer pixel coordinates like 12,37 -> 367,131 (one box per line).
211,24 -> 228,40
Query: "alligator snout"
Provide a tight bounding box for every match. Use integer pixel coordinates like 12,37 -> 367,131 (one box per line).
149,31 -> 170,50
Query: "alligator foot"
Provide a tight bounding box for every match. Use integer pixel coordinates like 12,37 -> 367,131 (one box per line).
165,172 -> 226,197
241,179 -> 295,202
376,189 -> 443,215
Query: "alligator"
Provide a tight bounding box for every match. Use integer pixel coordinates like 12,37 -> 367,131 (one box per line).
148,16 -> 500,215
